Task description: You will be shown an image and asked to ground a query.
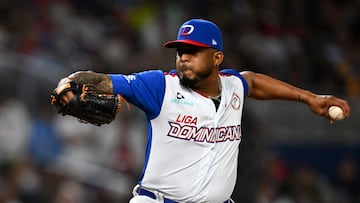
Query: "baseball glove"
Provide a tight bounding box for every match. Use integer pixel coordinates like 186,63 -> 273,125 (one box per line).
51,81 -> 128,126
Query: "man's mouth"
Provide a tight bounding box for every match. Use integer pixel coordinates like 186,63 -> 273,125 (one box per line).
180,66 -> 191,73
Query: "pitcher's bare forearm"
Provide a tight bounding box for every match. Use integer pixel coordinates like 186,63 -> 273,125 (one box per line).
241,71 -> 316,102
61,71 -> 114,94
240,71 -> 350,120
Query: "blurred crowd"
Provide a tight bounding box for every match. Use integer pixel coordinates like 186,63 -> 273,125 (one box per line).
254,153 -> 359,203
0,0 -> 359,202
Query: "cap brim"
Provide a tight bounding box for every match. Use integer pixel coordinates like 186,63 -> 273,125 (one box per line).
164,39 -> 210,48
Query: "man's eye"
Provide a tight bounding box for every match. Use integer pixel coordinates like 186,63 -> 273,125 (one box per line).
177,49 -> 197,56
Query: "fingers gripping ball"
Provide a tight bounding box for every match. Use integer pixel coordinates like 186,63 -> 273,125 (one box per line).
51,81 -> 129,126
328,106 -> 345,121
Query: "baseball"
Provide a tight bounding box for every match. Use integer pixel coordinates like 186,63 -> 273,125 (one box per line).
328,106 -> 345,121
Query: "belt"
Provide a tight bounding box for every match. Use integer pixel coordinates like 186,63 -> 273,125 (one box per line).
138,187 -> 177,203
138,187 -> 234,203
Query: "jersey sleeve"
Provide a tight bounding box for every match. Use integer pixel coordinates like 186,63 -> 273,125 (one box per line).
110,70 -> 165,119
220,69 -> 249,97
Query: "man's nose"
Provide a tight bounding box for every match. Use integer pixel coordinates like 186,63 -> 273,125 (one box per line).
179,53 -> 191,62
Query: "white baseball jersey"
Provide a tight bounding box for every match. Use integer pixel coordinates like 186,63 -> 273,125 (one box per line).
110,69 -> 248,202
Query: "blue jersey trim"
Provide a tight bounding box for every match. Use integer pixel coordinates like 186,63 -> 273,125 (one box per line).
138,122 -> 153,185
220,69 -> 249,98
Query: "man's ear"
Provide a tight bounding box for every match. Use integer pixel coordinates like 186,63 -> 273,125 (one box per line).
214,51 -> 224,67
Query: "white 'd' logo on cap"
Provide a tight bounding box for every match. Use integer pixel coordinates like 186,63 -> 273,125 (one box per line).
180,25 -> 194,36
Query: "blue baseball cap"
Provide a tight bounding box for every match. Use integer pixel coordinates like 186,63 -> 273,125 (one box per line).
164,19 -> 223,51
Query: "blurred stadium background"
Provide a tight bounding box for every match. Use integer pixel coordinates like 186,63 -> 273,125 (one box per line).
0,0 -> 359,203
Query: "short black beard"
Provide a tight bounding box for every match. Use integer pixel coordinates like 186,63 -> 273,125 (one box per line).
179,75 -> 200,88
178,67 -> 212,88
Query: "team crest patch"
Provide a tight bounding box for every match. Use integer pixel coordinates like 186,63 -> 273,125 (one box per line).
231,93 -> 241,109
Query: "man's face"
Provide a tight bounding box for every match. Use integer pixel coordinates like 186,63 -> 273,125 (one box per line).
175,44 -> 217,88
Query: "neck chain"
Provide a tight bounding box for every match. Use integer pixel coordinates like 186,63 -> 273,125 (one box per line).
209,94 -> 221,103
